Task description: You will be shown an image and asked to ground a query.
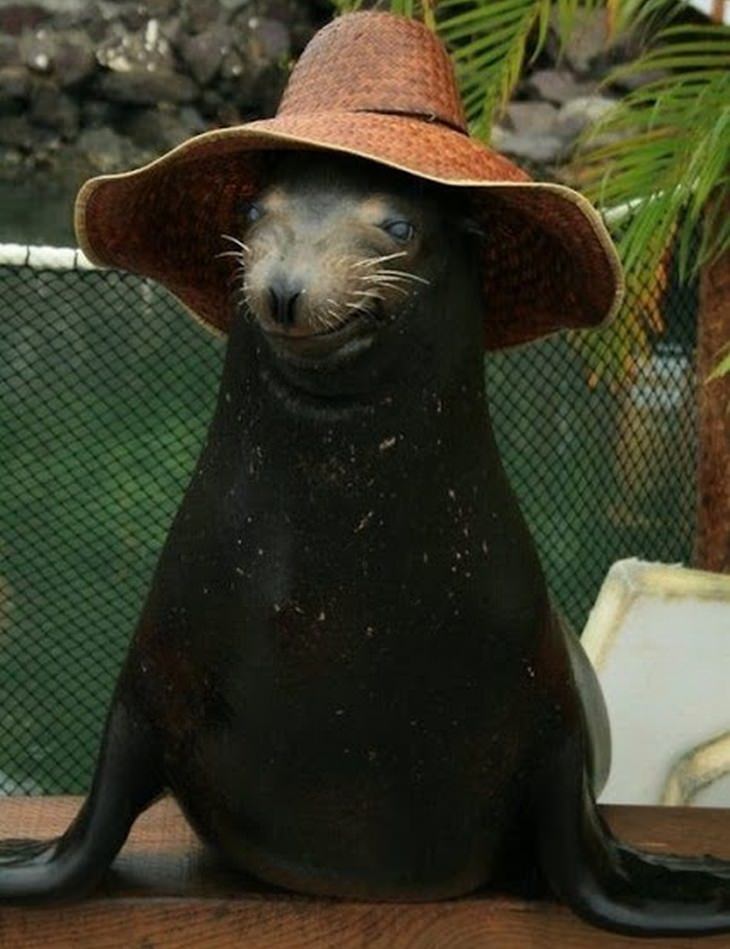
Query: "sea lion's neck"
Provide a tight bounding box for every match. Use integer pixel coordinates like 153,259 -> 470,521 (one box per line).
181,280 -> 543,622
211,293 -> 494,486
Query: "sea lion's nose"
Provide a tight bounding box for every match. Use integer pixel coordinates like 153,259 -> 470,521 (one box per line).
268,278 -> 303,327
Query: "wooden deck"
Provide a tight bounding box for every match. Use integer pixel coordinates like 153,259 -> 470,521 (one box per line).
0,797 -> 728,947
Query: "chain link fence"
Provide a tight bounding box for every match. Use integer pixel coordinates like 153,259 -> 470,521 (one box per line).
0,232 -> 698,794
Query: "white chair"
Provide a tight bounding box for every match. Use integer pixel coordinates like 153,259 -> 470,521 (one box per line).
581,559 -> 730,807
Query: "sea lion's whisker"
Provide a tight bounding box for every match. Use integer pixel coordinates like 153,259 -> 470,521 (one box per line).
380,283 -> 411,297
360,275 -> 411,296
229,268 -> 247,288
361,275 -> 409,288
351,251 -> 408,270
361,272 -> 411,285
371,251 -> 408,264
327,307 -> 348,330
228,267 -> 248,289
238,279 -> 252,304
215,250 -> 248,261
361,272 -> 404,280
345,301 -> 378,311
354,289 -> 385,301
324,299 -> 344,322
377,269 -> 431,286
220,234 -> 251,253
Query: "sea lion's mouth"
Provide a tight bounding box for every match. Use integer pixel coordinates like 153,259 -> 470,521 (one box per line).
261,305 -> 381,360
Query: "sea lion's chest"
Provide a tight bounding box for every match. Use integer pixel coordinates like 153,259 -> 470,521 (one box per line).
157,432 -> 533,632
136,461 -> 542,891
137,430 -> 544,750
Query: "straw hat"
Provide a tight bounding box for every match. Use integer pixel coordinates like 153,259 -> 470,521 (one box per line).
74,11 -> 624,350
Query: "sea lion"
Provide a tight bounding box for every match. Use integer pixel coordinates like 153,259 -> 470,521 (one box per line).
1,151 -> 729,936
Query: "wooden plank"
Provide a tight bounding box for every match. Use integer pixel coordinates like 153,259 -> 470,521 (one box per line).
0,797 -> 729,947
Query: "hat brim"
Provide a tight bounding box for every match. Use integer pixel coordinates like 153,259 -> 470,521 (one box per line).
75,111 -> 624,350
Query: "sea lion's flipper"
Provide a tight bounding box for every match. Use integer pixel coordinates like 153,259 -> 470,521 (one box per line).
537,741 -> 730,936
0,700 -> 162,903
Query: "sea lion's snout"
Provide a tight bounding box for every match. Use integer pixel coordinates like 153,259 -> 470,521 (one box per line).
266,277 -> 304,329
243,223 -> 390,357
253,259 -> 380,360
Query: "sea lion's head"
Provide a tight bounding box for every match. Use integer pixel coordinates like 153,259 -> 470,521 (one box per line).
231,152 -> 483,381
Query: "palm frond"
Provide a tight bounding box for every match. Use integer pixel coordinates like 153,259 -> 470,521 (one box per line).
574,25 -> 730,282
442,0 -> 543,136
568,21 -> 729,383
438,0 -> 614,137
606,0 -> 684,40
330,0 -> 364,12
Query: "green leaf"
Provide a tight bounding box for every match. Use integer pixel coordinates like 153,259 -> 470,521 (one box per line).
709,348 -> 730,381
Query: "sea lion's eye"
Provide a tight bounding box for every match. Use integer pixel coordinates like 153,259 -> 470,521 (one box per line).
382,220 -> 415,242
243,202 -> 263,225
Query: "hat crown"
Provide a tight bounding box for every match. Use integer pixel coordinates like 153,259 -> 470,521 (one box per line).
278,12 -> 468,134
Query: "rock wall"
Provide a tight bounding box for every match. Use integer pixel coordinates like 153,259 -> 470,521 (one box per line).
0,2 -> 672,243
0,0 -> 330,184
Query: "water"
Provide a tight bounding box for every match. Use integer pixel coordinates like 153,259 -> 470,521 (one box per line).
0,178 -> 78,246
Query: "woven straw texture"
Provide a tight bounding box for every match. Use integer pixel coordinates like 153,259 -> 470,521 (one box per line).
75,11 -> 624,350
279,14 -> 468,132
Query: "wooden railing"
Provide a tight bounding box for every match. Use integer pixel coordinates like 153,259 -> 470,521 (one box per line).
0,797 -> 728,947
